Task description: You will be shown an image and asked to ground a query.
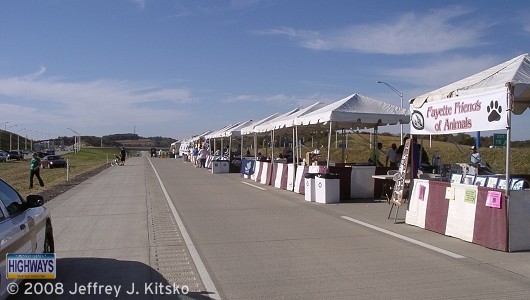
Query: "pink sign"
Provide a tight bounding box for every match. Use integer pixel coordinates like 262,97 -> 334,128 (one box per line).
418,184 -> 426,201
486,191 -> 502,208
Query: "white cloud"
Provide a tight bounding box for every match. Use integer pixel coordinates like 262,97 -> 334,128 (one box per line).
222,92 -> 335,109
380,55 -> 500,88
230,0 -> 262,9
131,0 -> 145,11
258,5 -> 490,54
0,70 -> 193,136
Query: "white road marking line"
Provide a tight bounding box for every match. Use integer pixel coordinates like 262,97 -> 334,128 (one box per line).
341,216 -> 466,259
241,181 -> 267,190
149,158 -> 222,300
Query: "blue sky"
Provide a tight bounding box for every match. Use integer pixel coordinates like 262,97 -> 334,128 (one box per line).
1,0 -> 530,141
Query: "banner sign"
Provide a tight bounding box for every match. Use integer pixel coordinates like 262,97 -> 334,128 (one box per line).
241,159 -> 255,175
410,89 -> 507,135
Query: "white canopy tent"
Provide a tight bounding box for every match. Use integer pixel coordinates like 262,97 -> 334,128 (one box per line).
205,122 -> 242,154
221,120 -> 254,157
189,130 -> 213,144
408,53 -> 530,252
295,93 -> 410,166
240,113 -> 281,158
411,53 -> 530,115
205,123 -> 241,140
252,102 -> 327,162
409,53 -> 530,196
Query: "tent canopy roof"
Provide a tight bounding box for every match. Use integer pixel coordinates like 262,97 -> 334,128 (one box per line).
253,102 -> 326,133
295,93 -> 409,130
410,53 -> 530,115
240,112 -> 281,135
205,122 -> 241,139
222,119 -> 254,137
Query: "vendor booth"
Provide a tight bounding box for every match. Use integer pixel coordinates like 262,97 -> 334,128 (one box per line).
294,93 -> 409,199
407,53 -> 530,251
241,93 -> 409,201
250,102 -> 326,191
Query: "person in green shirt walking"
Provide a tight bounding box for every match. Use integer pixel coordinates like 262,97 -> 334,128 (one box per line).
29,152 -> 45,189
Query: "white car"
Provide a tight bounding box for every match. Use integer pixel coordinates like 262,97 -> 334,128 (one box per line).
0,178 -> 54,299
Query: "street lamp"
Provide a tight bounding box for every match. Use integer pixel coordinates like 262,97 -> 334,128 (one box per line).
67,128 -> 81,153
15,128 -> 28,151
377,81 -> 404,144
0,121 -> 8,150
7,124 -> 18,151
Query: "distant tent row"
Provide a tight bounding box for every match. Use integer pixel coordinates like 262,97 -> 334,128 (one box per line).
179,93 -> 410,166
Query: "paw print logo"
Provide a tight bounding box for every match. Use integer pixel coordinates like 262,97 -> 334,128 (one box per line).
486,100 -> 502,122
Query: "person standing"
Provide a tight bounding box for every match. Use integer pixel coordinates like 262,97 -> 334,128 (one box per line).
198,146 -> 209,168
192,145 -> 199,167
29,152 -> 44,189
470,146 -> 482,167
385,143 -> 398,168
369,142 -> 385,167
120,147 -> 126,166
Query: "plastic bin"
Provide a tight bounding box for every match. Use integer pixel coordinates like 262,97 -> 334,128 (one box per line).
315,173 -> 340,204
211,160 -> 222,174
220,160 -> 230,173
304,173 -> 317,202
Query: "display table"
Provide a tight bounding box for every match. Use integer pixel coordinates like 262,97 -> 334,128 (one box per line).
371,174 -> 395,201
406,179 -> 514,251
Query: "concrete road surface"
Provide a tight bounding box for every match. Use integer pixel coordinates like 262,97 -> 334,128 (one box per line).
11,154 -> 530,299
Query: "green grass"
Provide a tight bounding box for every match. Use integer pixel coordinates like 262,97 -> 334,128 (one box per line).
0,147 -> 119,196
257,133 -> 530,175
2,138 -> 528,198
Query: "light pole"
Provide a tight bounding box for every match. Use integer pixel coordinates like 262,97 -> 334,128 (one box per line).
7,124 -> 18,151
377,81 -> 404,144
15,128 -> 27,151
67,128 -> 81,153
0,121 -> 8,150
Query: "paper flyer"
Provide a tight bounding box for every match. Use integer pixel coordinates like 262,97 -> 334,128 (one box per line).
486,191 -> 502,208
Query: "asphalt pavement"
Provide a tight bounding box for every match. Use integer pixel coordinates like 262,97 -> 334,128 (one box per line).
12,153 -> 530,299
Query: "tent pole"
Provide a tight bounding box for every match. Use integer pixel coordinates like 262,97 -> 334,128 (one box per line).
327,122 -> 332,168
271,130 -> 275,160
253,133 -> 257,159
229,136 -> 232,158
292,127 -> 295,164
293,125 -> 299,165
505,83 -> 513,251
341,128 -> 345,163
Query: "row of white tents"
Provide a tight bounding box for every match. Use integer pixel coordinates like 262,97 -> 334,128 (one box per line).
176,52 -> 530,185
178,93 -> 410,166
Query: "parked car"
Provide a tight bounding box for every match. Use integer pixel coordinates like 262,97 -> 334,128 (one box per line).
41,155 -> 67,169
6,150 -> 24,160
0,178 -> 54,299
0,151 -> 6,162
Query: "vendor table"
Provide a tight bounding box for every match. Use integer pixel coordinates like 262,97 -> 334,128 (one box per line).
371,174 -> 395,201
406,179 -> 509,251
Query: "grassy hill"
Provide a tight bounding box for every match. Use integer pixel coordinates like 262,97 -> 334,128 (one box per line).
253,132 -> 529,175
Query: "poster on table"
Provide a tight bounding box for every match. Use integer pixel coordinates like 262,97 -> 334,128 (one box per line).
410,89 -> 508,135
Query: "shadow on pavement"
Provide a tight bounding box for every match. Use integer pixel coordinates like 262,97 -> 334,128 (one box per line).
10,257 -> 213,300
